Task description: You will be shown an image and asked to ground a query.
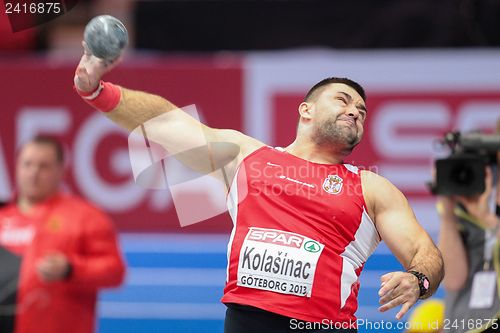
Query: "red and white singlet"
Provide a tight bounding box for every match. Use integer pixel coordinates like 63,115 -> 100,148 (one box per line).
222,146 -> 380,323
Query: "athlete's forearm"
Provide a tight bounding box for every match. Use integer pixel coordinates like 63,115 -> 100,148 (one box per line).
407,241 -> 444,298
106,87 -> 179,131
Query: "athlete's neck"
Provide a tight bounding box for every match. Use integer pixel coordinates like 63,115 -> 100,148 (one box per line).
285,140 -> 345,164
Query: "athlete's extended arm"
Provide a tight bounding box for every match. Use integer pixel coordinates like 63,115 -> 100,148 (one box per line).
74,44 -> 264,177
361,171 -> 444,320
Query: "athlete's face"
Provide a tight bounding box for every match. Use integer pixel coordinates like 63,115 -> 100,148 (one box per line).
309,83 -> 367,151
16,143 -> 63,204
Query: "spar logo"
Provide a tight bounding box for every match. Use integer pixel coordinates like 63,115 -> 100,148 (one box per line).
303,240 -> 321,253
247,228 -> 305,248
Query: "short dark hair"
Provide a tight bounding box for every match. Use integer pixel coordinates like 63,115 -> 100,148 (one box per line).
304,77 -> 366,102
29,136 -> 65,164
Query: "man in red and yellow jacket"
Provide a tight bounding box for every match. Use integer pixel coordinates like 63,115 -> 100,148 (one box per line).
0,136 -> 125,333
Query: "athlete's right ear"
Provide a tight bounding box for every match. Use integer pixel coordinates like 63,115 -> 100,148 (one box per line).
298,102 -> 313,120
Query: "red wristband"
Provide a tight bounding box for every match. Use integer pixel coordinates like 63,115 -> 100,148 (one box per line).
75,81 -> 121,113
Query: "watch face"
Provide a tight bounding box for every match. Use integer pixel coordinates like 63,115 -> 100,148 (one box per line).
423,278 -> 430,290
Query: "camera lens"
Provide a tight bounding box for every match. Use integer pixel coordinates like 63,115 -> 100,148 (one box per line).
450,165 -> 474,186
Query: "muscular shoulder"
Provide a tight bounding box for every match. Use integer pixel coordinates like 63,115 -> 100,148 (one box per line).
360,170 -> 394,190
212,129 -> 265,158
360,170 -> 407,221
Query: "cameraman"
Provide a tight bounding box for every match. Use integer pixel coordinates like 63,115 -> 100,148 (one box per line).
438,163 -> 500,333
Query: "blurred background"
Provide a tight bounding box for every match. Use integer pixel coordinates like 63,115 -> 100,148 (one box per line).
1,0 -> 500,332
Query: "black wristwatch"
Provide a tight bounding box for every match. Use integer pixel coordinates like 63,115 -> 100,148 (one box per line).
408,270 -> 430,298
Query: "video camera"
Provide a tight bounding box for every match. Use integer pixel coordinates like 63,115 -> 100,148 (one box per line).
432,131 -> 500,196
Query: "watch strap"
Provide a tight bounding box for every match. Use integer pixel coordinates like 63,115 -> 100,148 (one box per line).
408,270 -> 430,298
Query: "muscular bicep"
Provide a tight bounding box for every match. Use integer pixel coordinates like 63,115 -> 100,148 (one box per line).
142,110 -> 264,178
362,171 -> 434,269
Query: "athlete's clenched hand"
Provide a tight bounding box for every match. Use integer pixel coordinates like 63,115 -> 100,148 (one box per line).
74,41 -> 121,93
378,271 -> 420,320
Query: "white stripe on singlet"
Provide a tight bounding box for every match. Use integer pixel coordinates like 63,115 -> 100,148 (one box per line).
340,208 -> 380,308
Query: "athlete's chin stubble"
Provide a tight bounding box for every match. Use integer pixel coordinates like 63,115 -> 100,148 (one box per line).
312,121 -> 361,151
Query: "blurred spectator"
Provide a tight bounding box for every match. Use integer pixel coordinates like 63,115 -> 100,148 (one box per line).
437,121 -> 500,333
0,136 -> 125,333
